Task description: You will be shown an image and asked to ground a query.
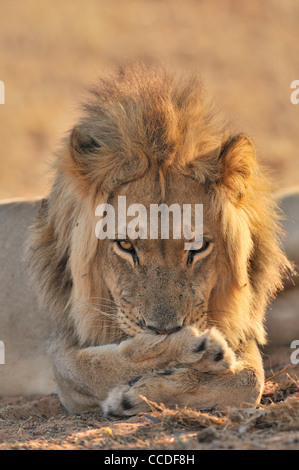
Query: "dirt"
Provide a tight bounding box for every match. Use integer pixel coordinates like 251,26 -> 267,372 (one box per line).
1,346 -> 299,450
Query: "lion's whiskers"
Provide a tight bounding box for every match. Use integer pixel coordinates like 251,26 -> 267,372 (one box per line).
83,310 -> 118,323
79,297 -> 144,338
80,302 -> 118,312
79,300 -> 118,317
88,296 -> 121,307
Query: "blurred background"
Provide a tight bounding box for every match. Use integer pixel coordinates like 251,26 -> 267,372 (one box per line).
0,0 -> 298,199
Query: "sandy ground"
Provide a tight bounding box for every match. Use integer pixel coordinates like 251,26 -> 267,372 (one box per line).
0,345 -> 298,450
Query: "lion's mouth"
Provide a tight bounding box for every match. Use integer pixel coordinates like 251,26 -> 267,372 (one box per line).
146,325 -> 183,335
116,307 -> 208,337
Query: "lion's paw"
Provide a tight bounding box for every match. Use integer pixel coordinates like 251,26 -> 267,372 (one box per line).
102,384 -> 147,419
177,326 -> 236,372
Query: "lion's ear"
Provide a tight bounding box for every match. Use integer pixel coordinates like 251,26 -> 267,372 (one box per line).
66,125 -> 149,196
65,126 -> 102,196
218,134 -> 256,203
69,126 -> 101,163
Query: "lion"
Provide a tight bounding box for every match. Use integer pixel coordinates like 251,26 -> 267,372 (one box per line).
0,64 -> 295,417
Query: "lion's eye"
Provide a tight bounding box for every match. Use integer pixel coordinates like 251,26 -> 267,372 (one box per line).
115,240 -> 139,265
117,240 -> 134,252
187,239 -> 210,265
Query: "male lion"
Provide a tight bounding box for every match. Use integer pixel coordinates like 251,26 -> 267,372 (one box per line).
0,64 -> 294,417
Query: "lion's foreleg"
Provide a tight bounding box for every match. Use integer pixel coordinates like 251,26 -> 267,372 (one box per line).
52,326 -> 228,413
103,340 -> 264,418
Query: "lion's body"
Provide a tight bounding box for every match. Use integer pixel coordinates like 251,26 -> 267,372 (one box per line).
0,200 -> 55,395
265,188 -> 299,345
0,64 -> 296,415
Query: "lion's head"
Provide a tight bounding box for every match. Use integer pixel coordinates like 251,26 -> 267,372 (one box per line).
27,63 -> 293,351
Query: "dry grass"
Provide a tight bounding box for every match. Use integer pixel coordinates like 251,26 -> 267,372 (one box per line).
139,374 -> 299,434
1,371 -> 299,450
141,391 -> 299,433
141,395 -> 228,430
0,0 -> 299,199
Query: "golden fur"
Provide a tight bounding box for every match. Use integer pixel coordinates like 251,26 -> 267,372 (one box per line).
25,63 -> 293,415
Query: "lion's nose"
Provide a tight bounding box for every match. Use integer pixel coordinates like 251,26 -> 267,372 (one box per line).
147,325 -> 182,335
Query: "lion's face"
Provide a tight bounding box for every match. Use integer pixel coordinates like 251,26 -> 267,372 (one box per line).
98,171 -> 223,337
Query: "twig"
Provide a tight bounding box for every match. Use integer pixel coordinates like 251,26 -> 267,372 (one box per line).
265,364 -> 291,383
286,373 -> 299,387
